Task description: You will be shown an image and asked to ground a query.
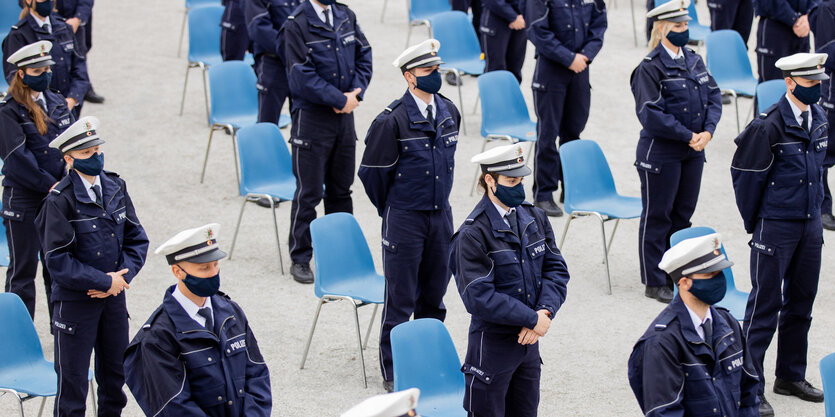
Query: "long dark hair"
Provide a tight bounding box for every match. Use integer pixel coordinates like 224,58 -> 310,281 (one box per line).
9,72 -> 49,134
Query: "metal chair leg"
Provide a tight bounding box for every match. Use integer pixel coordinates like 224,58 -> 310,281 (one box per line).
300,297 -> 326,369
593,213 -> 613,295
90,379 -> 97,415
630,0 -> 638,47
179,64 -> 191,116
13,392 -> 23,417
268,196 -> 285,274
558,214 -> 575,248
363,304 -> 379,349
228,198 -> 248,259
731,90 -> 741,133
231,129 -> 241,185
200,126 -> 218,183
202,66 -> 210,125
178,9 -> 187,58
606,218 -> 620,256
351,299 -> 368,388
380,0 -> 388,22
454,69 -> 468,135
37,396 -> 46,417
472,95 -> 480,115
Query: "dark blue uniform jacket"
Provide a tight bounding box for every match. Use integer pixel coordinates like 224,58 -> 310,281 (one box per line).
631,45 -> 722,166
124,286 -> 271,417
525,0 -> 606,70
56,0 -> 94,23
450,197 -> 569,334
0,90 -> 71,195
628,297 -> 760,416
222,0 -> 246,34
811,0 -> 835,136
754,0 -> 817,25
2,13 -> 91,103
36,170 -> 148,301
482,0 -> 526,27
731,96 -> 829,233
283,1 -> 372,111
244,0 -> 299,59
358,91 -> 461,216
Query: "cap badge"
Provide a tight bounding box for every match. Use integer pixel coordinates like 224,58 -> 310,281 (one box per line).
517,157 -> 523,163
712,237 -> 720,249
207,228 -> 215,239
84,120 -> 92,130
40,44 -> 46,51
516,147 -> 523,156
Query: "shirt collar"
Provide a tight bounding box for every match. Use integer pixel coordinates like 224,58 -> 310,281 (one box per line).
172,284 -> 213,326
661,43 -> 684,60
32,91 -> 45,104
784,93 -> 810,130
408,89 -> 435,119
491,201 -> 515,219
684,303 -> 713,341
78,173 -> 101,190
309,0 -> 330,22
31,13 -> 50,30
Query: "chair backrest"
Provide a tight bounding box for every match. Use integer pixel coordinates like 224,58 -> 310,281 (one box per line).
409,0 -> 452,20
756,79 -> 786,114
187,5 -> 224,64
391,319 -> 465,398
669,226 -> 738,291
822,352 -> 835,417
310,213 -> 378,298
705,30 -> 753,85
0,293 -> 48,369
478,70 -> 534,138
0,202 -> 9,267
186,0 -> 221,8
559,140 -> 620,213
208,60 -> 258,122
428,11 -> 481,63
0,1 -> 21,40
235,123 -> 294,198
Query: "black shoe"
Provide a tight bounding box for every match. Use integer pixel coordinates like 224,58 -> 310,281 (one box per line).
290,263 -> 314,284
254,197 -> 280,208
85,89 -> 105,104
534,200 -> 563,217
383,380 -> 394,393
645,285 -> 673,304
445,72 -> 461,86
822,214 -> 835,231
758,395 -> 774,417
773,378 -> 824,402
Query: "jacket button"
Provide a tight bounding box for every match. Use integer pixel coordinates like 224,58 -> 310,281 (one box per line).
685,372 -> 689,376
517,288 -> 522,293
68,327 -> 72,331
92,225 -> 97,229
425,143 -> 429,147
208,357 -> 213,362
111,233 -> 115,237
713,408 -> 717,413
332,73 -> 337,77
567,24 -> 571,28
521,260 -> 525,263
434,205 -> 438,209
326,45 -> 330,48
435,176 -> 439,180
114,261 -> 118,265
404,146 -> 408,150
218,396 -> 223,401
336,48 -> 339,51
44,150 -> 48,154
227,349 -> 231,353
96,252 -> 101,256
486,377 -> 490,381
228,401 -> 233,405
426,171 -> 430,175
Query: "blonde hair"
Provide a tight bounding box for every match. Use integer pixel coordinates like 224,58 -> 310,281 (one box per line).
648,20 -> 673,51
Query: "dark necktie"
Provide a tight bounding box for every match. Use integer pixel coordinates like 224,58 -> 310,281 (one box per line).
506,210 -> 519,236
426,104 -> 435,127
198,307 -> 214,331
324,8 -> 332,27
674,56 -> 686,67
800,111 -> 809,133
91,184 -> 102,205
701,318 -> 713,348
37,97 -> 47,112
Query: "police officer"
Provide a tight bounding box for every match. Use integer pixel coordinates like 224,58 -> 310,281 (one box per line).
627,233 -> 761,416
0,41 -> 72,320
449,0 -> 483,85
810,0 -> 835,230
525,0 -> 607,217
3,0 -> 90,118
358,39 -> 460,393
222,0 -> 250,61
754,0 -> 816,82
730,53 -> 829,415
481,0 -> 526,83
124,223 -> 272,417
35,116 -> 149,417
707,0 -> 754,47
284,0 -> 372,283
632,0 -> 722,304
53,0 -> 104,103
450,144 -> 570,417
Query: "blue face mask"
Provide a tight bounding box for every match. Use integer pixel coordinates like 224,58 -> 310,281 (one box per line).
687,271 -> 727,305
318,0 -> 336,5
493,181 -> 526,208
791,80 -> 821,105
666,29 -> 690,47
72,152 -> 104,176
34,0 -> 53,17
179,266 -> 221,297
22,71 -> 51,92
414,69 -> 442,94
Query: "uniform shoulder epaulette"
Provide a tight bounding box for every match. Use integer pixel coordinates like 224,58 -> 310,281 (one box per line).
464,205 -> 486,224
521,201 -> 534,207
289,6 -> 304,19
384,98 -> 402,113
759,103 -> 779,119
653,309 -> 676,331
53,15 -> 66,22
685,47 -> 696,53
139,305 -> 166,330
103,169 -> 121,178
643,49 -> 659,61
51,176 -> 72,194
216,290 -> 231,300
11,17 -> 27,30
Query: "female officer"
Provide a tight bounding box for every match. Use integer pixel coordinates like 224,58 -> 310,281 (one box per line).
2,0 -> 90,118
36,116 -> 149,417
0,40 -> 72,320
450,144 -> 570,417
631,0 -> 722,304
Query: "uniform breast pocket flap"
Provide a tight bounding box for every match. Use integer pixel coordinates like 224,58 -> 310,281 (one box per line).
490,250 -> 518,266
749,240 -> 775,256
661,78 -> 688,93
527,239 -> 548,259
74,219 -> 100,234
775,143 -> 803,157
461,363 -> 494,385
52,319 -> 77,335
400,138 -> 431,153
225,335 -> 247,357
182,347 -> 219,369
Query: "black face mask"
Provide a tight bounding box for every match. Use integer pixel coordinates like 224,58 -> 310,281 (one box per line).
33,0 -> 53,17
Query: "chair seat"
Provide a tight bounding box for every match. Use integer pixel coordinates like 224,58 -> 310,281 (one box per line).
0,360 -> 57,396
716,78 -> 758,97
210,113 -> 257,129
485,120 -> 537,142
243,179 -> 296,202
717,289 -> 749,321
417,392 -> 467,417
319,273 -> 385,304
441,60 -> 484,76
689,23 -> 710,41
567,195 -> 643,219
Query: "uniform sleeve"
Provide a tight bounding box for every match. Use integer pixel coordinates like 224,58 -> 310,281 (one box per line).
245,0 -> 282,57
36,194 -> 112,292
65,29 -> 91,103
631,63 -> 693,142
758,0 -> 802,27
284,19 -> 348,109
811,3 -> 835,72
3,31 -> 27,84
533,212 -> 569,317
73,0 -> 94,24
0,111 -> 61,193
116,180 -> 149,284
349,17 -> 373,101
579,0 -> 607,62
484,0 -> 522,23
451,228 -> 540,329
525,0 -> 576,68
700,58 -> 723,135
730,121 -> 773,233
238,308 -> 272,417
358,114 -> 398,215
638,335 -> 687,417
124,329 -> 208,417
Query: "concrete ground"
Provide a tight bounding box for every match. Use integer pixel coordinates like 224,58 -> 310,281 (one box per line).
3,0 -> 832,415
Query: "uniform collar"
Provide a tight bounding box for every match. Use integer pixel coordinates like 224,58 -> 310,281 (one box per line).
70,170 -> 120,210
777,95 -> 812,138
303,1 -> 345,32
30,13 -> 50,31
655,43 -> 689,69
172,284 -> 213,328
784,93 -> 811,130
402,89 -> 439,132
163,285 -> 234,335
407,89 -> 435,119
308,0 -> 331,23
661,42 -> 684,60
683,302 -> 712,342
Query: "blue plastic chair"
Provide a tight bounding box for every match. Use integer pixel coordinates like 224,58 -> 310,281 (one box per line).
201,60 -> 258,185
0,1 -> 21,40
400,0 -> 452,45
0,293 -> 96,417
178,0 -> 222,57
391,319 -> 465,417
705,30 -> 759,133
429,11 -> 485,135
300,213 -> 385,388
669,226 -> 750,321
179,5 -> 224,121
558,140 -> 643,294
471,70 -> 537,195
755,79 -> 785,114
227,123 -> 295,274
0,203 -> 10,267
821,352 -> 835,417
654,0 -> 710,42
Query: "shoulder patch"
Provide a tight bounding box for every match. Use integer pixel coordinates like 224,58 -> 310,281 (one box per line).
643,48 -> 659,61
521,201 -> 534,207
385,98 -> 402,113
653,310 -> 676,330
51,176 -> 72,194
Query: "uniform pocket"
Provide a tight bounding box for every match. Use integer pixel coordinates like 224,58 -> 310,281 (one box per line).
749,240 -> 775,256
0,207 -> 24,222
52,319 -> 77,335
182,347 -> 220,369
634,160 -> 662,174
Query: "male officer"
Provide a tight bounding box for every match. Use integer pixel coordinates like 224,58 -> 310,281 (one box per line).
244,0 -> 299,124
481,0 -> 527,83
358,39 -> 460,392
525,0 -> 607,217
284,0 -> 372,283
628,233 -> 760,416
731,53 -> 829,416
754,0 -> 817,82
222,0 -> 250,61
810,0 -> 835,230
707,0 -> 754,46
124,223 -> 272,417
36,116 -> 149,417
